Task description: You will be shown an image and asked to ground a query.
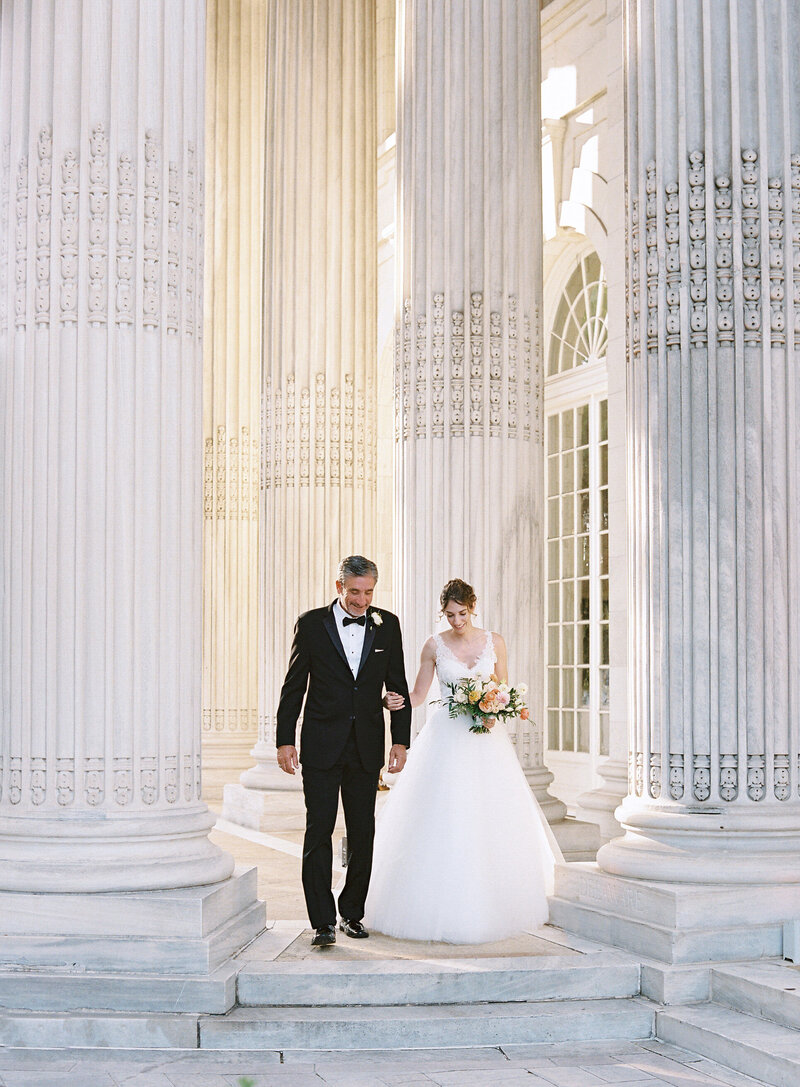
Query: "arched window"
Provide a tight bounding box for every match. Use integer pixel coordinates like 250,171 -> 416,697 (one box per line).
547,250 -> 608,377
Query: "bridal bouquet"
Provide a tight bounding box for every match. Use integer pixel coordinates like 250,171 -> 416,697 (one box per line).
438,676 -> 530,734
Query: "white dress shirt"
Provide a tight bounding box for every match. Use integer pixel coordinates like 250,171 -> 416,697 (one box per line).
334,600 -> 367,678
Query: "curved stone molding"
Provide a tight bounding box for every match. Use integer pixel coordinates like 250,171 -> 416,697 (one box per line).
0,0 -> 232,891
603,0 -> 800,883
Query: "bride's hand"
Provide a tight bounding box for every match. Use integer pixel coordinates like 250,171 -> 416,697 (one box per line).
383,691 -> 405,711
485,716 -> 496,730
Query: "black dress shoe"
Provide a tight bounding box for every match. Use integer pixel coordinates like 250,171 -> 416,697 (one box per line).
339,918 -> 369,939
311,924 -> 336,947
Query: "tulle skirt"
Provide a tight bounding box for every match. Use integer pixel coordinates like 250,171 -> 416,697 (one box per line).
364,705 -> 556,944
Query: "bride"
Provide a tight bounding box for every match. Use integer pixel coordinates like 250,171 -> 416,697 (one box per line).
364,578 -> 559,944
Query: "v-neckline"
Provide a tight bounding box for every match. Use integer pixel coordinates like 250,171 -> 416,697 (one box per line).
437,630 -> 491,671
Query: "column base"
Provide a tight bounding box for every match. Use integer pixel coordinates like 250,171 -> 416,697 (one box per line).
598,797 -> 800,883
524,766 -> 568,823
202,734 -> 259,802
549,862 -> 800,964
221,781 -> 307,832
0,865 -> 265,981
548,816 -> 602,862
575,759 -> 627,843
239,761 -> 303,792
0,805 -> 235,892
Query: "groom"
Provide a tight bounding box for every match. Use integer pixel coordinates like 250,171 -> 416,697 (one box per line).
276,555 -> 411,946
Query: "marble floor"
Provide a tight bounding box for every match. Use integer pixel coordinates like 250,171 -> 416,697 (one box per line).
0,1039 -> 772,1086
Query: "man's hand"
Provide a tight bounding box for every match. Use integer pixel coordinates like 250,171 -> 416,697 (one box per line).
383,691 -> 405,711
387,744 -> 407,774
277,745 -> 299,775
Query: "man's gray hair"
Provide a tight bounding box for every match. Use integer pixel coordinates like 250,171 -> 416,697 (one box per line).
337,555 -> 379,584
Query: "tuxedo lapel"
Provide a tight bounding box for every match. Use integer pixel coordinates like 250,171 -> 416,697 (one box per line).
357,613 -> 378,676
322,604 -> 349,670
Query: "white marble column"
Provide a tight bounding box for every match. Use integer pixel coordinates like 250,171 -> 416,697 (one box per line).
225,0 -> 378,814
201,0 -> 265,801
0,0 -> 233,892
395,0 -> 564,819
601,0 -> 800,882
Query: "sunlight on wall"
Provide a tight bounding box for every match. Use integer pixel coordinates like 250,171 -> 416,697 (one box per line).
541,64 -> 577,119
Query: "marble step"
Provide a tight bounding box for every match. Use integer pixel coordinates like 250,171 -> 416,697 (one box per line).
711,961 -> 800,1031
656,1003 -> 800,1087
548,896 -> 783,965
0,1010 -> 199,1050
0,962 -> 238,1015
200,996 -> 655,1050
237,952 -> 640,1007
549,817 -> 602,863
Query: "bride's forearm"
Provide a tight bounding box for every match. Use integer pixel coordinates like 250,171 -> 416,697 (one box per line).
408,685 -> 429,708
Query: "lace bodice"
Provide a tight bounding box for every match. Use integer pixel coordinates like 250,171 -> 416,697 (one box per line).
434,630 -> 496,696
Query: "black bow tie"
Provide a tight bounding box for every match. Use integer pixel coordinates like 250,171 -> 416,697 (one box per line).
343,614 -> 367,627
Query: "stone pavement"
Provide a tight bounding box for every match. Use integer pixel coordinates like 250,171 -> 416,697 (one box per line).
0,1040 -> 772,1087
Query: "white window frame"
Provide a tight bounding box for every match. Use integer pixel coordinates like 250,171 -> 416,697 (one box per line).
543,250 -> 610,805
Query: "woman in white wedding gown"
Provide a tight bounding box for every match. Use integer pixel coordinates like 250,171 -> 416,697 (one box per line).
364,579 -> 559,944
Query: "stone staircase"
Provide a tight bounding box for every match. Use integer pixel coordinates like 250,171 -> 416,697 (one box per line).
0,948 -> 655,1051
4,925 -> 800,1084
655,960 -> 800,1087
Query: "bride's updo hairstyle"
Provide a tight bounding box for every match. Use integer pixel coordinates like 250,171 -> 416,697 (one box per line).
439,578 -> 477,614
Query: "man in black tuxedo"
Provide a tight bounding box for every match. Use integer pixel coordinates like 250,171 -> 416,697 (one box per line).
276,555 -> 411,946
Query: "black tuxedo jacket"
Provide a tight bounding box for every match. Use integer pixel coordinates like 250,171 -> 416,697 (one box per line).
275,603 -> 412,771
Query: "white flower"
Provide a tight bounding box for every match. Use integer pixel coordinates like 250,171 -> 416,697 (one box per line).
455,688 -> 468,704
517,683 -> 528,695
371,610 -> 383,626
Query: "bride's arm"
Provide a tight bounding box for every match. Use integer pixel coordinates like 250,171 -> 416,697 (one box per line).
491,633 -> 508,684
383,637 -> 436,710
407,637 -> 437,707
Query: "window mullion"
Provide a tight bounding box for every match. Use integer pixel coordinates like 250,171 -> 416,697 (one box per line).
589,395 -> 600,760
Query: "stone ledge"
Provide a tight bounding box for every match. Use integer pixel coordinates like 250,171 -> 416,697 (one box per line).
549,894 -> 784,964
236,950 -> 641,1007
0,961 -> 238,1014
0,867 -> 265,976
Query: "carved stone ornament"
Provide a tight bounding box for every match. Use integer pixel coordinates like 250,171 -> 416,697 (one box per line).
394,293 -> 535,442
262,372 -> 374,489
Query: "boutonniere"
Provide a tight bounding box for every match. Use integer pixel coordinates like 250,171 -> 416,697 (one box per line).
371,610 -> 383,626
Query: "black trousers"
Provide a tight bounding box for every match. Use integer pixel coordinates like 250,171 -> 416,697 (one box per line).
300,729 -> 380,929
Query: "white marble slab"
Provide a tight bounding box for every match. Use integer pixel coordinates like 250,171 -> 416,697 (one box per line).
199,997 -> 655,1050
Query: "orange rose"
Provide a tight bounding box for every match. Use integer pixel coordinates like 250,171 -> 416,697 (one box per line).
519,707 -> 530,720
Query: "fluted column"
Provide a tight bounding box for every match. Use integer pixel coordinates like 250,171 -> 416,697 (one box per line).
601,0 -> 800,882
395,0 -> 564,817
0,0 -> 233,891
201,0 -> 265,801
232,0 -> 378,797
